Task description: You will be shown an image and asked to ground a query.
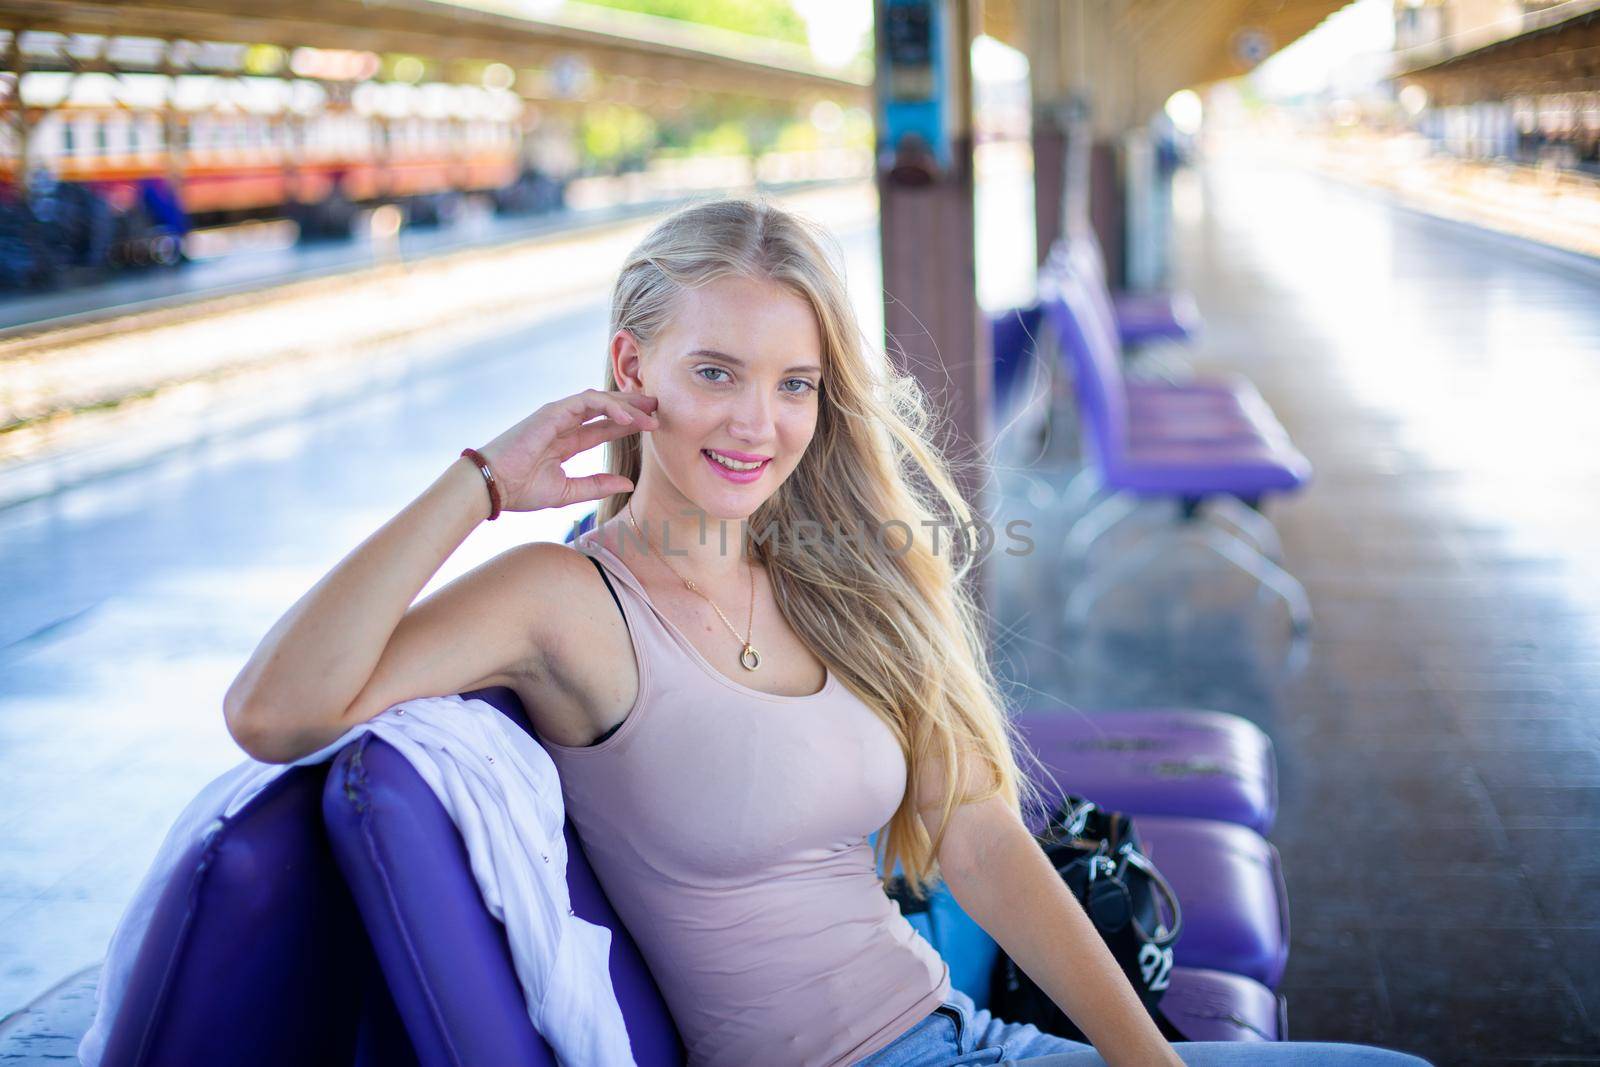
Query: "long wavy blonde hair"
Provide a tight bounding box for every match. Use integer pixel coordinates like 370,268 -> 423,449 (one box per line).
596,197 -> 1045,899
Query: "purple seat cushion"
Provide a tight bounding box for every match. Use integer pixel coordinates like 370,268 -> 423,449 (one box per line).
1127,377 -> 1263,409
1162,968 -> 1287,1042
1015,708 -> 1278,835
1129,413 -> 1286,450
1113,290 -> 1202,346
97,763 -> 386,1067
1138,817 -> 1291,990
321,686 -> 685,1067
1105,439 -> 1312,497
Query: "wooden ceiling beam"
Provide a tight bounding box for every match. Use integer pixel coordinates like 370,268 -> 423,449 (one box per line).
0,0 -> 867,103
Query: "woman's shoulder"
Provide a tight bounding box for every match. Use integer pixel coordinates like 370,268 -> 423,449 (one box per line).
506,538 -> 602,597
512,538 -> 625,635
508,537 -> 640,745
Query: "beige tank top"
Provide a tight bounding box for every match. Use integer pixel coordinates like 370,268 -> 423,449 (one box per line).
540,530 -> 950,1067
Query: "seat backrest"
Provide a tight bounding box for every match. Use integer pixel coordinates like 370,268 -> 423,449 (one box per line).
1045,236 -> 1128,360
1062,235 -> 1127,350
1037,258 -> 1129,463
321,685 -> 686,1067
566,509 -> 598,544
989,303 -> 1045,418
97,764 -> 391,1067
473,685 -> 686,1062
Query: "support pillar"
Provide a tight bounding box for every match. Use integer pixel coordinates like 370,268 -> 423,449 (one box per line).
1025,0 -> 1070,265
874,0 -> 993,623
1032,109 -> 1066,265
1088,138 -> 1124,290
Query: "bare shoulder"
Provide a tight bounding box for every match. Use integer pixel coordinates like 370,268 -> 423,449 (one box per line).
502,539 -> 611,680
507,538 -> 639,748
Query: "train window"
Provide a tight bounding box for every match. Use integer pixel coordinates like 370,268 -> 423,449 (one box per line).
96,122 -> 108,156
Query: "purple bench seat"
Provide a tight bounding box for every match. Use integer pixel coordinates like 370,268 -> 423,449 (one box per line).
94,686 -> 1288,1063
92,764 -> 411,1067
1040,252 -> 1314,633
1163,968 -> 1287,1042
1136,816 -> 1290,989
1114,289 -> 1203,347
323,708 -> 687,1066
1014,708 -> 1278,836
1064,229 -> 1204,349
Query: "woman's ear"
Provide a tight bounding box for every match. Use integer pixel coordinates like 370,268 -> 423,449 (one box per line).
611,330 -> 647,391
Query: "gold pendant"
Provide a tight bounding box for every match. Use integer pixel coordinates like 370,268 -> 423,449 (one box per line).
739,644 -> 761,671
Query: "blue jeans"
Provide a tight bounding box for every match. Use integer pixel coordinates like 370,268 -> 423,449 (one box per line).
855,988 -> 1434,1067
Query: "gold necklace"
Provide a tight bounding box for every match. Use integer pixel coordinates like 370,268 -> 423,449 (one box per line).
627,501 -> 761,671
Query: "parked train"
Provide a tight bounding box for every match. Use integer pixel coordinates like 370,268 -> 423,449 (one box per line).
0,73 -> 571,291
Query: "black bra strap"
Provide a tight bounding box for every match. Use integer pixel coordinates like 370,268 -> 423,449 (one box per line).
588,553 -> 626,623
585,553 -> 628,748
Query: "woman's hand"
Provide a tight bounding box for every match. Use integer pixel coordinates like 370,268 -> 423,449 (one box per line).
475,388 -> 659,513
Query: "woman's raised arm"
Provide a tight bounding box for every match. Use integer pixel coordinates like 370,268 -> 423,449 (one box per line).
222,388 -> 657,764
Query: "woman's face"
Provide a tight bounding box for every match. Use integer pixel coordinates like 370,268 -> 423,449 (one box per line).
614,274 -> 824,520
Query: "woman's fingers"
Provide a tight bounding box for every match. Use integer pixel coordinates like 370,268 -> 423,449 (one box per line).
564,472 -> 635,505
553,390 -> 657,432
559,415 -> 646,457
483,388 -> 656,513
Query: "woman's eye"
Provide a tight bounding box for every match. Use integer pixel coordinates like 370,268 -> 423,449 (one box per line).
695,367 -> 814,395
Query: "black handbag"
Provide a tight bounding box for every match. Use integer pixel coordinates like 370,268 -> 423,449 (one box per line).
989,795 -> 1189,1042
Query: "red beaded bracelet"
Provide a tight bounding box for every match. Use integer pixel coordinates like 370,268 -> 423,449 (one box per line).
460,447 -> 502,521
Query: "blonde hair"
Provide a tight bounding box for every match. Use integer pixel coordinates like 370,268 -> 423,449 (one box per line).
597,197 -> 1045,899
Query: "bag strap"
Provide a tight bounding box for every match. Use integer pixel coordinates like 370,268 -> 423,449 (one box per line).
1120,848 -> 1184,946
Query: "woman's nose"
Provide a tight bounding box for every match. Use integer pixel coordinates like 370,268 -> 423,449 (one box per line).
727,386 -> 778,443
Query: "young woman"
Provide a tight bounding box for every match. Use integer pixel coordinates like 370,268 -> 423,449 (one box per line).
224,199 -> 1430,1067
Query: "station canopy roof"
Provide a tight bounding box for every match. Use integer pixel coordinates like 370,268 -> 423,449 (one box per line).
0,0 -> 870,103
983,0 -> 1357,106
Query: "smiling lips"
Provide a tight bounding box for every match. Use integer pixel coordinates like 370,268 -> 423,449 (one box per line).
702,449 -> 771,483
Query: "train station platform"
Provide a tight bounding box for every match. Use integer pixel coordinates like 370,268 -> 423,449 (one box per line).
990,156 -> 1600,1063
2,153 -> 1598,1063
